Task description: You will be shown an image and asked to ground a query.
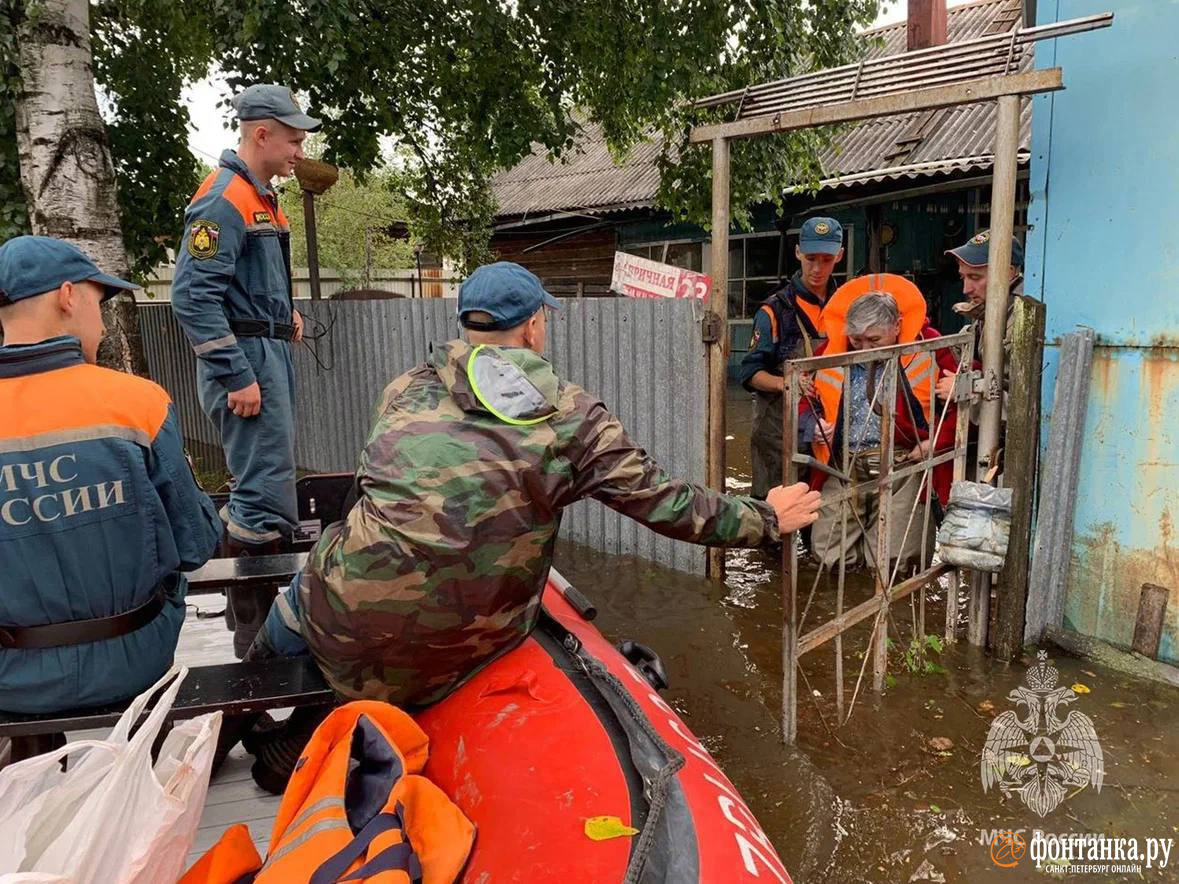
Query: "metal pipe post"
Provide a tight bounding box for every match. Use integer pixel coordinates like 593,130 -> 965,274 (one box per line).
946,335 -> 975,644
976,93 -> 1020,478
303,189 -> 322,301
781,360 -> 800,744
873,359 -> 898,692
968,93 -> 1020,649
706,136 -> 731,580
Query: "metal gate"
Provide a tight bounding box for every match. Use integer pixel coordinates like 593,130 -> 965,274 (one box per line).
779,329 -> 974,742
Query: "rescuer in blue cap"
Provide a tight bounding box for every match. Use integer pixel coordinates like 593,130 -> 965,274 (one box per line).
738,217 -> 844,501
0,235 -> 220,714
171,83 -> 323,656
935,228 -> 1026,408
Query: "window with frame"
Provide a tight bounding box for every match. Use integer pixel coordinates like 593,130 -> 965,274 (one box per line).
622,240 -> 703,272
726,233 -> 784,319
725,229 -> 854,319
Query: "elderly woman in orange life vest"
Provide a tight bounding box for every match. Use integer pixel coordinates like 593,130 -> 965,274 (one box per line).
801,284 -> 960,573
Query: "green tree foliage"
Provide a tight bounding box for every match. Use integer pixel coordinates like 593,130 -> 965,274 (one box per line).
2,0 -> 883,272
209,0 -> 881,266
90,0 -> 213,276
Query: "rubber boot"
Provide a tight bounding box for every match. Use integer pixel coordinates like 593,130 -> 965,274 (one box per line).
224,536 -> 286,659
210,634 -> 282,776
250,704 -> 334,796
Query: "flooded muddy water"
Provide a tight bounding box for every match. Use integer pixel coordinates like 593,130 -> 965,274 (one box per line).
550,384 -> 1179,882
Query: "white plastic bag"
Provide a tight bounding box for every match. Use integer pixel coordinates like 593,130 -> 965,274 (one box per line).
0,667 -> 221,884
935,481 -> 1014,572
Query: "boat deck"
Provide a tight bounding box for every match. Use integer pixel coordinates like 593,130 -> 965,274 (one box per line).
182,596 -> 283,865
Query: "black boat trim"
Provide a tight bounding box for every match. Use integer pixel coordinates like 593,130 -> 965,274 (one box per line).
536,609 -> 701,883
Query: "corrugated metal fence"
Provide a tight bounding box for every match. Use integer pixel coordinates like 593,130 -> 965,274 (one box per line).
138,298 -> 707,573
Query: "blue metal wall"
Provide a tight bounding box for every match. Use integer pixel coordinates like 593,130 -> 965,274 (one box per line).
1026,0 -> 1179,661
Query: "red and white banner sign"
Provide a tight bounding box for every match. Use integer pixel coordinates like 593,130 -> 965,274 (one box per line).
611,251 -> 712,300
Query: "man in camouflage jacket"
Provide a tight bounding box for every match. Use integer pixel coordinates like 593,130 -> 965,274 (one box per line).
241,262 -> 820,790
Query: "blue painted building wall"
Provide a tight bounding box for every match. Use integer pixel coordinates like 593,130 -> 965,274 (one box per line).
1026,0 -> 1179,661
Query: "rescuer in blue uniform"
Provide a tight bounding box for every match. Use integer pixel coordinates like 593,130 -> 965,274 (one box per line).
171,84 -> 321,655
0,236 -> 221,713
738,217 -> 844,500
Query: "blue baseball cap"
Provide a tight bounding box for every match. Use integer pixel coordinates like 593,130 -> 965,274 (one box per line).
798,217 -> 844,255
232,84 -> 322,132
458,262 -> 561,331
0,236 -> 137,305
946,229 -> 1024,268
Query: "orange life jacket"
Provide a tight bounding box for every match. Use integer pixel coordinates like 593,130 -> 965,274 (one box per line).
181,701 -> 475,884
757,288 -> 825,357
811,274 -> 936,464
795,297 -> 824,344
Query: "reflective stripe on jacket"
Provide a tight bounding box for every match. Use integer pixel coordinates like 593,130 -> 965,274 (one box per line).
811,350 -> 936,465
182,701 -> 475,884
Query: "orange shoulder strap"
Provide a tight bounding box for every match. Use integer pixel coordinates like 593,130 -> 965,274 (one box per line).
794,298 -> 824,340
758,303 -> 779,343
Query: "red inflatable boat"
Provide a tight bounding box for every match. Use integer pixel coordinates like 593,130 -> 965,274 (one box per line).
417,569 -> 792,883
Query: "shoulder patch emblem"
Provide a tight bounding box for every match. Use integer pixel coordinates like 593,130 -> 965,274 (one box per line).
253,211 -> 273,224
748,328 -> 762,350
188,220 -> 220,259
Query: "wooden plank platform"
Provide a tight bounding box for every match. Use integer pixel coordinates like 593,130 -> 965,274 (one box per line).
177,608 -> 283,868
60,606 -> 286,869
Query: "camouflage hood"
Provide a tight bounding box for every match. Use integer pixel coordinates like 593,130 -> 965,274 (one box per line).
432,340 -> 560,424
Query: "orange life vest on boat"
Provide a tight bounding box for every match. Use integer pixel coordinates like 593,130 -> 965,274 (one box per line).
181,701 -> 475,884
811,274 -> 936,464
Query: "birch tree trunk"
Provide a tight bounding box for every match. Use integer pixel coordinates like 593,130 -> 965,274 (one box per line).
13,0 -> 147,375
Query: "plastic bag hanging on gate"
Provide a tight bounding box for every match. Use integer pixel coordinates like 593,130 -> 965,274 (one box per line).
935,482 -> 1014,572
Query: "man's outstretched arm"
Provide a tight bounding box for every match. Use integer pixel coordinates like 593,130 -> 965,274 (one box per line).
564,396 -> 820,547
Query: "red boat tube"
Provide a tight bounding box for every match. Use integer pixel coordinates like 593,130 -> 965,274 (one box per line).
417,569 -> 792,883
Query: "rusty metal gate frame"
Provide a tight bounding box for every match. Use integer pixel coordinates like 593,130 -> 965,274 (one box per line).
779,329 -> 975,743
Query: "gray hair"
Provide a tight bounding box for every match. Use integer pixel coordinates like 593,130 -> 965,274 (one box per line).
845,292 -> 900,336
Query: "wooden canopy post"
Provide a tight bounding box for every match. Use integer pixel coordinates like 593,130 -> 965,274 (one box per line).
975,94 -> 1021,479
706,136 -> 731,580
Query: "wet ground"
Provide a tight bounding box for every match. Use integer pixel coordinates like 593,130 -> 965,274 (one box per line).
549,384 -> 1179,883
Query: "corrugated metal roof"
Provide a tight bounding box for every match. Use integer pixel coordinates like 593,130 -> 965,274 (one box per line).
821,0 -> 1032,187
491,122 -> 663,218
492,0 -> 1028,218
